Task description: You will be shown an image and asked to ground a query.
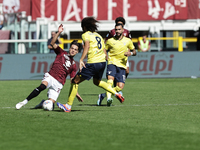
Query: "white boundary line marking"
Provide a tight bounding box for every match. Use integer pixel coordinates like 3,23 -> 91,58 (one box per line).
2,103 -> 200,109
74,103 -> 200,107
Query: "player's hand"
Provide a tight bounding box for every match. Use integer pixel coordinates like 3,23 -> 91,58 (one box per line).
58,24 -> 64,33
124,51 -> 132,57
79,60 -> 86,72
76,92 -> 83,102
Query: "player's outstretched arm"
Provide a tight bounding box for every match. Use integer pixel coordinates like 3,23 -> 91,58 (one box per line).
104,49 -> 108,60
76,92 -> 83,102
50,24 -> 64,49
79,40 -> 89,72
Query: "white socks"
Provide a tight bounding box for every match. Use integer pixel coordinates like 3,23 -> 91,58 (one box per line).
66,104 -> 72,109
22,99 -> 28,105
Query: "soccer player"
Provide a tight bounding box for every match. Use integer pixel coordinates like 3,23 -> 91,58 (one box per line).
15,24 -> 83,110
56,17 -> 124,112
97,17 -> 133,106
98,23 -> 136,106
105,17 -> 132,78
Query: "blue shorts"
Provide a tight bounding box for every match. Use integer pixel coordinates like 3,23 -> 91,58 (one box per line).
106,64 -> 126,83
77,62 -> 106,80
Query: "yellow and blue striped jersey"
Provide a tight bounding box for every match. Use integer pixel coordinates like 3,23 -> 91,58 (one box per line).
82,31 -> 106,63
106,36 -> 135,69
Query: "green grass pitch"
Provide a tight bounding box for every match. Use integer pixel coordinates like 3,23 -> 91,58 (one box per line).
0,78 -> 200,150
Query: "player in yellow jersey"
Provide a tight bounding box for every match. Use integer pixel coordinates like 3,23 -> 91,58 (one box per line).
98,23 -> 136,106
56,17 -> 124,112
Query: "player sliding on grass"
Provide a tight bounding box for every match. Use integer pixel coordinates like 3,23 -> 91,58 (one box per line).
97,23 -> 136,106
15,24 -> 83,110
57,17 -> 124,112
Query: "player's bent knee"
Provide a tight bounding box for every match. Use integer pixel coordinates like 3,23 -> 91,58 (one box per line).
93,79 -> 100,86
117,84 -> 124,90
72,75 -> 83,84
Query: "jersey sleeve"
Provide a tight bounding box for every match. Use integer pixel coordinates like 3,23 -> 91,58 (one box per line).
82,32 -> 89,42
105,30 -> 113,42
105,39 -> 111,50
70,61 -> 77,78
127,30 -> 132,39
54,46 -> 63,54
128,39 -> 135,50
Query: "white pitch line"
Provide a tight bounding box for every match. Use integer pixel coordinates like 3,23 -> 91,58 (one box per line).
2,103 -> 200,109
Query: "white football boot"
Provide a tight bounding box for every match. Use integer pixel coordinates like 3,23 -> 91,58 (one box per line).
15,102 -> 26,110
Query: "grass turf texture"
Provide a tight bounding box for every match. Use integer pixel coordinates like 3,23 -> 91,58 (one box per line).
0,78 -> 200,150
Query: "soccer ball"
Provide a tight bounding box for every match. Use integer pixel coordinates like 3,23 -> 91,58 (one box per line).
42,100 -> 54,111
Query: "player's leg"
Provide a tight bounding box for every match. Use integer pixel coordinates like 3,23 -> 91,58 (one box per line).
125,59 -> 129,79
57,73 -> 85,112
113,67 -> 126,102
105,64 -> 117,106
16,80 -> 47,110
108,62 -> 128,98
35,73 -> 63,109
16,72 -> 52,109
104,76 -> 114,106
97,74 -> 108,106
97,64 -> 115,106
93,63 -> 124,103
94,79 -> 124,103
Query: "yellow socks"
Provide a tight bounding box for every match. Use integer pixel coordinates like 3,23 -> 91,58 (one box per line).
98,80 -> 117,95
114,86 -> 122,93
67,83 -> 79,106
106,79 -> 113,99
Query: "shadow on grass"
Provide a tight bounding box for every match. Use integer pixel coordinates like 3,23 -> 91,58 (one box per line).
80,94 -> 100,96
77,104 -> 108,107
30,107 -> 83,112
53,109 -> 82,112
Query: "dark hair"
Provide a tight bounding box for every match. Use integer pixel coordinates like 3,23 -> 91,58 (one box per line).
142,31 -> 148,36
70,40 -> 82,52
115,17 -> 126,25
81,17 -> 99,32
115,23 -> 124,28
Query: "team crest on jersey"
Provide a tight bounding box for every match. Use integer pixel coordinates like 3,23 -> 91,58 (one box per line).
63,54 -> 71,70
123,42 -> 126,46
63,60 -> 71,70
63,54 -> 69,60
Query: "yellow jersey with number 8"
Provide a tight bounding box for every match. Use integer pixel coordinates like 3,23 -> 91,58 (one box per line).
82,31 -> 106,63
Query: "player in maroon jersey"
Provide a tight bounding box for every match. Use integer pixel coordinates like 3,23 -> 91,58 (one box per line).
105,17 -> 132,43
16,24 -> 83,110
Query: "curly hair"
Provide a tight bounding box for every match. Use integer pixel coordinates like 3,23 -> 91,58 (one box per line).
81,17 -> 99,32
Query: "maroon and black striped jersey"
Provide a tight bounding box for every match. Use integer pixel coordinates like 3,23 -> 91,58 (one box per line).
48,46 -> 76,85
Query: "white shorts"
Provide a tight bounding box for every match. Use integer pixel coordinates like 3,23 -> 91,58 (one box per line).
42,72 -> 63,101
126,58 -> 129,68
